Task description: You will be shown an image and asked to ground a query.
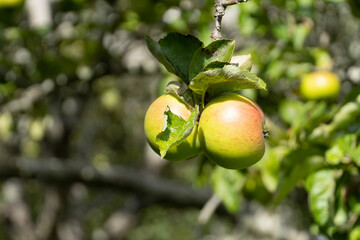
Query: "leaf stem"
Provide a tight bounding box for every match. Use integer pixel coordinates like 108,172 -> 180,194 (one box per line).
211,0 -> 248,40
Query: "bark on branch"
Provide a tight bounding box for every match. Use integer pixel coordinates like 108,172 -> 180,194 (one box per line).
211,0 -> 248,40
222,0 -> 248,7
0,158 -> 212,208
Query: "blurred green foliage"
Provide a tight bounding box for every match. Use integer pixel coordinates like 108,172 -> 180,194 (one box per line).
0,0 -> 360,239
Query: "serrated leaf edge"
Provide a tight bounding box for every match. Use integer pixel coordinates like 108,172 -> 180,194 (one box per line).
156,106 -> 199,158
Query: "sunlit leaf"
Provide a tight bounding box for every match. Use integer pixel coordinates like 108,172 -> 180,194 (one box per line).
156,106 -> 199,158
305,169 -> 336,226
279,99 -> 304,125
163,81 -> 195,108
211,166 -> 245,213
350,226 -> 360,240
189,65 -> 266,98
231,54 -> 252,71
259,146 -> 290,192
189,39 -> 235,80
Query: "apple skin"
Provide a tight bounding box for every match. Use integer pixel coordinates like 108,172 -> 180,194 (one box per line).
300,71 -> 340,100
198,93 -> 265,169
0,0 -> 22,7
144,94 -> 201,161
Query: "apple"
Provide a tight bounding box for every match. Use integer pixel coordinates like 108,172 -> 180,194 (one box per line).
0,0 -> 22,7
198,93 -> 265,169
144,94 -> 201,161
300,71 -> 340,100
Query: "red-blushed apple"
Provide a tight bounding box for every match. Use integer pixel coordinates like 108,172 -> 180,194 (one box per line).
198,93 -> 265,169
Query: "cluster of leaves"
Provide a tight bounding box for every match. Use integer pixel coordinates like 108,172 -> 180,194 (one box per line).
195,82 -> 360,237
269,93 -> 360,239
1,0 -> 360,238
146,1 -> 360,238
146,32 -> 266,158
221,1 -> 360,238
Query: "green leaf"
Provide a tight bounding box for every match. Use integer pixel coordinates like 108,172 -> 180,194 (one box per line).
279,99 -> 304,125
325,145 -> 345,165
231,54 -> 252,71
293,20 -> 313,50
203,61 -> 231,71
259,146 -> 290,193
158,33 -> 203,83
305,169 -> 336,226
163,81 -> 195,108
189,65 -> 266,98
333,206 -> 347,226
336,133 -> 360,165
274,153 -> 325,205
330,101 -> 360,131
155,105 -> 199,158
189,39 -> 235,81
325,132 -> 360,166
311,48 -> 333,70
146,37 -> 178,76
309,99 -> 360,142
280,100 -> 329,142
196,155 -> 215,187
211,166 -> 245,213
350,226 -> 360,240
334,182 -> 348,227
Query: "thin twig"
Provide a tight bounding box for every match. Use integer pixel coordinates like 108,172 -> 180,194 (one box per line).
194,194 -> 222,239
211,0 -> 248,40
197,194 -> 222,225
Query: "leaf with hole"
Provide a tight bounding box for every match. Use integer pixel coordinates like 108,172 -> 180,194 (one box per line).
189,39 -> 235,81
163,81 -> 195,108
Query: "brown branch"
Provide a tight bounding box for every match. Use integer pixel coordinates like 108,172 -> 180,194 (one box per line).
0,158 -> 212,208
211,0 -> 225,40
222,0 -> 248,7
211,0 -> 248,40
1,80 -> 55,114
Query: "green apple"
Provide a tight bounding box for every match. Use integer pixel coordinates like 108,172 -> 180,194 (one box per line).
300,71 -> 340,100
0,0 -> 22,7
144,94 -> 201,161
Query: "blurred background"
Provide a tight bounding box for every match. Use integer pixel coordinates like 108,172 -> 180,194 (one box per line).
0,0 -> 360,239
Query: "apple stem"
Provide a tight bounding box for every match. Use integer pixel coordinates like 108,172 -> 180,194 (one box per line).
211,0 -> 248,40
